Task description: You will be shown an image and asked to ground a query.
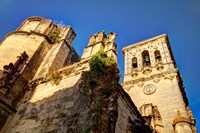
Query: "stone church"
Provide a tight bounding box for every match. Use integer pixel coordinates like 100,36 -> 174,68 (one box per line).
0,16 -> 196,133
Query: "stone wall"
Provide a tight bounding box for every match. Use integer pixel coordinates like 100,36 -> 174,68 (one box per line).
0,16 -> 80,131
0,34 -> 46,70
1,73 -> 83,133
1,60 -> 150,133
123,73 -> 190,133
0,102 -> 15,130
0,35 -> 51,131
116,88 -> 151,133
122,34 -> 195,132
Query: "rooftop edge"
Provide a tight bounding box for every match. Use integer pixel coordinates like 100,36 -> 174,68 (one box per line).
122,34 -> 168,53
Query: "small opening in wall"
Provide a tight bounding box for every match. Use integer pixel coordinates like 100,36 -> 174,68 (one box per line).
154,50 -> 162,62
132,57 -> 137,68
142,50 -> 150,67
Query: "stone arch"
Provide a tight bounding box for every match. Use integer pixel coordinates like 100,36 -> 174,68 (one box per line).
154,50 -> 162,62
142,50 -> 150,67
132,57 -> 137,69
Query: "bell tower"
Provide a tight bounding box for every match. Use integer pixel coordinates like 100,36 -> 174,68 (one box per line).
122,34 -> 196,133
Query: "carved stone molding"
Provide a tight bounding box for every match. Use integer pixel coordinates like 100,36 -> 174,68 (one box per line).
122,71 -> 177,86
143,68 -> 152,75
131,73 -> 138,78
0,52 -> 29,89
124,86 -> 131,91
138,82 -> 144,87
164,74 -> 175,81
157,65 -> 164,71
153,78 -> 160,83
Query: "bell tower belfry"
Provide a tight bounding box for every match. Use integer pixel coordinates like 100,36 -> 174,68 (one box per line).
122,34 -> 196,133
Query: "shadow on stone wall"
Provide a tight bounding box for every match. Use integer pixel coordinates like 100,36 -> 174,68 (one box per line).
3,77 -> 88,133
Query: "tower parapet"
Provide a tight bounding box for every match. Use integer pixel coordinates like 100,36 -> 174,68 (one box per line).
81,31 -> 117,62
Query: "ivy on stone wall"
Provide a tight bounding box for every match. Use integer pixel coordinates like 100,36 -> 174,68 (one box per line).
81,50 -> 119,95
47,68 -> 63,85
48,27 -> 61,43
80,50 -> 119,133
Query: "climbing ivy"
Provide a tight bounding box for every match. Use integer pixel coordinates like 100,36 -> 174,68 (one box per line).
81,50 -> 119,95
47,68 -> 63,85
80,50 -> 119,133
48,27 -> 61,43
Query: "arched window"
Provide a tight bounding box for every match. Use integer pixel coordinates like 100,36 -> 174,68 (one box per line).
154,50 -> 162,62
132,57 -> 137,68
142,50 -> 151,67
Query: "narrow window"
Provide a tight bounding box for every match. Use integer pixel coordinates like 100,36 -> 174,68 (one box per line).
132,57 -> 137,68
142,50 -> 151,67
154,50 -> 162,62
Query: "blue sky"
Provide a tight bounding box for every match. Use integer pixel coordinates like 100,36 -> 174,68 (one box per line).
0,0 -> 200,130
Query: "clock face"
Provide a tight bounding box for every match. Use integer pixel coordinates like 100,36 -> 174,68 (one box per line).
143,84 -> 156,95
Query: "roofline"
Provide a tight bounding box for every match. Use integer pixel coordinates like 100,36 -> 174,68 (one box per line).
122,34 -> 168,53
16,16 -> 49,31
26,16 -> 45,21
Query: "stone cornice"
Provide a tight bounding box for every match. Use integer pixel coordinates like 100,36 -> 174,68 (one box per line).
28,59 -> 90,88
122,34 -> 167,53
121,70 -> 177,86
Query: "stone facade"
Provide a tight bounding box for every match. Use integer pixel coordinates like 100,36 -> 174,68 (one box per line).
1,61 -> 150,133
0,17 -> 150,133
0,16 -> 196,133
0,16 -> 80,131
122,34 -> 196,133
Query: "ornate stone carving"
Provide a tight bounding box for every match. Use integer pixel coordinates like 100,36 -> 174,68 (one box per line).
143,68 -> 152,75
0,51 -> 28,89
140,103 -> 163,133
164,74 -> 175,81
108,32 -> 117,43
138,82 -> 144,87
143,84 -> 156,95
156,65 -> 164,71
131,72 -> 138,78
124,86 -> 131,91
153,78 -> 160,83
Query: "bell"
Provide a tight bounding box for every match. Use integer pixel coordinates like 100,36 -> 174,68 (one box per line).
155,54 -> 161,59
132,59 -> 137,64
144,56 -> 150,62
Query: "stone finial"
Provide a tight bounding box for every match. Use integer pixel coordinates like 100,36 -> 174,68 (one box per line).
108,32 -> 117,42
